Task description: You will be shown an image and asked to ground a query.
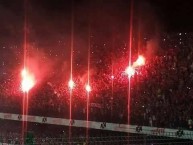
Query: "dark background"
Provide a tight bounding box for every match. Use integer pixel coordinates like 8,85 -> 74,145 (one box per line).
0,0 -> 193,81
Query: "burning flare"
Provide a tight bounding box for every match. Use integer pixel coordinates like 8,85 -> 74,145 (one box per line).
125,66 -> 135,77
85,84 -> 91,92
68,79 -> 75,90
133,55 -> 145,67
21,68 -> 35,92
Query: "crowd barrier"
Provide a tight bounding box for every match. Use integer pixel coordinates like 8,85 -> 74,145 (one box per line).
0,112 -> 193,140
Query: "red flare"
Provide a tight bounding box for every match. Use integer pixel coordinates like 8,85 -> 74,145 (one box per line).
85,84 -> 91,92
21,68 -> 35,93
133,55 -> 145,67
125,66 -> 135,77
68,79 -> 75,90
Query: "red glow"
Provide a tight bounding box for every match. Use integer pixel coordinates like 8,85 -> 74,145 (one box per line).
125,66 -> 135,77
21,68 -> 35,93
133,55 -> 145,67
85,84 -> 91,92
111,75 -> 115,79
68,79 -> 75,90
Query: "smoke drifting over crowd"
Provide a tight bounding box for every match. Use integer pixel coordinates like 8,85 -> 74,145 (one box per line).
0,0 -> 163,92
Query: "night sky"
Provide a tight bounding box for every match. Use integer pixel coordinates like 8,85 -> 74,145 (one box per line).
0,0 -> 193,44
149,0 -> 193,32
0,0 -> 193,34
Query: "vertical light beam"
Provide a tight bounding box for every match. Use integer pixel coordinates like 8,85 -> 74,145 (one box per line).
128,0 -> 133,128
22,0 -> 28,143
111,35 -> 115,121
69,0 -> 74,144
86,21 -> 91,144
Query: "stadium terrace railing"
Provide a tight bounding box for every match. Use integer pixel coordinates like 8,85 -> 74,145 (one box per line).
0,112 -> 193,140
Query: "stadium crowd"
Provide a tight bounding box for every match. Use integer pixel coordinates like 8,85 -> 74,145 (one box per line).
0,33 -> 193,131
